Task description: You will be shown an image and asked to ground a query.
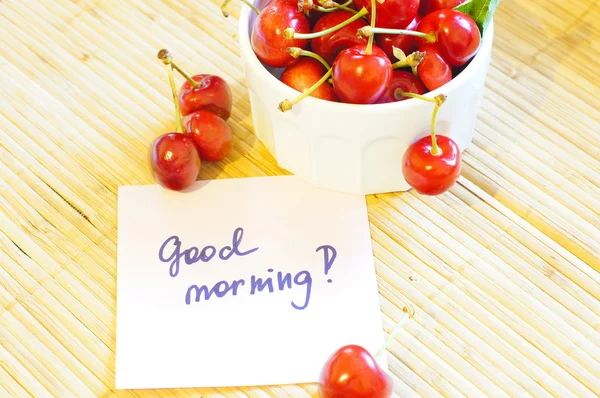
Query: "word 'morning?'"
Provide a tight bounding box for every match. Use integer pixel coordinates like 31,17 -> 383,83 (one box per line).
185,268 -> 313,310
158,227 -> 259,277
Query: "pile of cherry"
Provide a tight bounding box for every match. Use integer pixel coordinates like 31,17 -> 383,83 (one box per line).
148,50 -> 234,191
247,0 -> 480,106
234,0 -> 484,195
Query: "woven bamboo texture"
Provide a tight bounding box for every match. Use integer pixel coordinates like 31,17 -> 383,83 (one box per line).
1,0 -> 599,396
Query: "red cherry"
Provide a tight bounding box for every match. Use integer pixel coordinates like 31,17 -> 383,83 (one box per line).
375,70 -> 426,103
280,58 -> 338,102
251,0 -> 310,68
148,133 -> 201,191
318,345 -> 393,398
310,11 -> 368,65
416,43 -> 452,91
157,50 -> 232,120
402,134 -> 461,195
332,44 -> 392,104
419,0 -> 465,16
317,306 -> 414,398
184,111 -> 233,162
178,74 -> 232,120
355,0 -> 420,29
415,9 -> 480,66
375,16 -> 420,61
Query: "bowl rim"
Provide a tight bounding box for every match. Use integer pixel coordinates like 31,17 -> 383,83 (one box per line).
238,1 -> 494,112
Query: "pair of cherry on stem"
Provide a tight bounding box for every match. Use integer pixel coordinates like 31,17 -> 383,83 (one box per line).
148,50 -> 234,191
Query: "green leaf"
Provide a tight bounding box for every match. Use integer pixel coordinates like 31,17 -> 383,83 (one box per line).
472,0 -> 501,33
454,0 -> 501,34
454,0 -> 473,14
392,46 -> 407,62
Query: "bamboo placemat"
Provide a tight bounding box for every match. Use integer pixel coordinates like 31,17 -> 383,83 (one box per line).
1,0 -> 599,397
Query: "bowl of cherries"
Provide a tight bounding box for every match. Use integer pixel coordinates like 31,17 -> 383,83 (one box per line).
232,0 -> 498,196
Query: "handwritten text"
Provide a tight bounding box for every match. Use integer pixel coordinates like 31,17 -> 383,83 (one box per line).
158,227 -> 259,277
157,228 -> 337,311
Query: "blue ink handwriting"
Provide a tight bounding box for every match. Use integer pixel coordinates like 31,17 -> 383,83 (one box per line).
186,268 -> 313,310
316,245 -> 337,283
158,227 -> 337,310
158,227 -> 259,277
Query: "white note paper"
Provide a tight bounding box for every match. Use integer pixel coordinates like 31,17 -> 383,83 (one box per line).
115,175 -> 385,389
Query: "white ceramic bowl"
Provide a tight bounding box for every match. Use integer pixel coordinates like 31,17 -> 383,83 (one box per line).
238,1 -> 494,195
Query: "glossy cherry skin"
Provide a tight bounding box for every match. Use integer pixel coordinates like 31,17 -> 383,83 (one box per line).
332,44 -> 392,104
419,0 -> 465,16
178,74 -> 232,120
148,133 -> 201,191
416,43 -> 452,91
280,58 -> 338,102
402,134 -> 461,195
355,0 -> 420,29
376,16 -> 420,62
415,9 -> 481,66
318,345 -> 393,398
184,111 -> 232,162
251,0 -> 310,68
311,11 -> 368,65
376,70 -> 426,103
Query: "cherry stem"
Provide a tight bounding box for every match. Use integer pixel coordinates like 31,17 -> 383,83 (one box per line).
157,49 -> 199,89
394,91 -> 436,103
278,68 -> 333,112
285,7 -> 368,39
430,102 -> 442,156
392,51 -> 425,69
286,47 -> 331,69
394,93 -> 446,155
365,0 -> 376,55
298,0 -> 309,12
314,0 -> 355,13
358,26 -> 436,43
315,3 -> 358,13
375,306 -> 415,360
168,66 -> 183,133
324,0 -> 353,7
221,0 -> 260,17
157,49 -> 183,133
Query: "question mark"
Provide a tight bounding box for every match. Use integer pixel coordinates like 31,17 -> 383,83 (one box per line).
317,245 -> 337,283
